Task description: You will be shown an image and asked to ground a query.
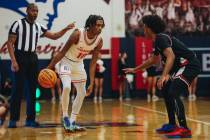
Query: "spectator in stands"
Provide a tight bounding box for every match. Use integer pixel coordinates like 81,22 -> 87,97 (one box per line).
185,1 -> 195,24
125,0 -> 210,36
167,0 -> 176,21
128,3 -> 142,37
155,2 -> 164,19
197,15 -> 204,33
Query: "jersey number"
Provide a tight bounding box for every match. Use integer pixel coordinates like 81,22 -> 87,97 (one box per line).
77,52 -> 87,59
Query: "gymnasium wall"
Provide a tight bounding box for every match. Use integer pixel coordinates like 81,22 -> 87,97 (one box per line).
1,37 -> 210,99
0,0 -> 125,59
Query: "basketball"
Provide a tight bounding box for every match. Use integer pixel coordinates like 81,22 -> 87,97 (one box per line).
38,69 -> 57,88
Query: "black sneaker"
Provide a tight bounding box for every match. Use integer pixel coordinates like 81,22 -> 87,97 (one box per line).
8,120 -> 17,128
25,120 -> 40,127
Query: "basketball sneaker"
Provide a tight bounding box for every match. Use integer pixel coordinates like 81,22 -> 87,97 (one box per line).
147,94 -> 151,102
71,121 -> 86,132
25,120 -> 40,127
156,123 -> 177,134
93,96 -> 97,103
51,97 -> 56,104
152,95 -> 159,102
62,117 -> 75,132
165,127 -> 192,138
99,96 -> 102,103
8,120 -> 17,128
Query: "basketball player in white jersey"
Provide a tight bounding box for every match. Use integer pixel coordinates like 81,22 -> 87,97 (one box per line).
48,15 -> 104,132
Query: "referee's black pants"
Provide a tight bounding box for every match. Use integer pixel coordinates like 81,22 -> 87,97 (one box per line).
9,51 -> 38,122
161,58 -> 201,128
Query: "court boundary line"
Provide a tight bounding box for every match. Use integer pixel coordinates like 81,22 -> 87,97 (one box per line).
123,103 -> 210,126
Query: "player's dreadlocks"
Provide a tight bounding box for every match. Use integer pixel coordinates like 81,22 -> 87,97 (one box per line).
85,15 -> 105,29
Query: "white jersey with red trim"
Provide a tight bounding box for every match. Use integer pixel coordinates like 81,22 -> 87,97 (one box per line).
65,28 -> 102,62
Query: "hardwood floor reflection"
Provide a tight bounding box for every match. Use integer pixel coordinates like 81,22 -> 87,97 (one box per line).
1,99 -> 210,140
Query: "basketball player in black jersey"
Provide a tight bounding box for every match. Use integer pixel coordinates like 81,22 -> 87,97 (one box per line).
123,15 -> 200,138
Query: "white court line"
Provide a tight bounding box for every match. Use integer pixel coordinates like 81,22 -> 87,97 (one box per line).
123,103 -> 210,126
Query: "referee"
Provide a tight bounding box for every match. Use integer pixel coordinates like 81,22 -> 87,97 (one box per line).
6,3 -> 75,128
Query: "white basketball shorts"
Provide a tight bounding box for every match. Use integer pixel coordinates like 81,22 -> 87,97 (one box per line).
55,57 -> 87,83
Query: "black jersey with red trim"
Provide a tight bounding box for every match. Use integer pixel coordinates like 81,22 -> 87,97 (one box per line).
153,33 -> 197,72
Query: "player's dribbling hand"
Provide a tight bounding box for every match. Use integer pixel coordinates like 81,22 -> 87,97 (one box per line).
122,68 -> 136,74
47,64 -> 55,70
157,75 -> 170,90
86,84 -> 94,96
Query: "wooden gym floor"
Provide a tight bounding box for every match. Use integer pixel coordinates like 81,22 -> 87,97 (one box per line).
1,98 -> 210,140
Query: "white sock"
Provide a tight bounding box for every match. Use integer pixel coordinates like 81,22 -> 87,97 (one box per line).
70,113 -> 77,123
70,82 -> 86,122
60,75 -> 71,117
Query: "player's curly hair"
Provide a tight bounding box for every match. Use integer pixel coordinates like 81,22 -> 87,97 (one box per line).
142,15 -> 166,34
85,15 -> 105,29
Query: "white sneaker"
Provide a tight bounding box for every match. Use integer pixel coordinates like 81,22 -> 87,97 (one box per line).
99,96 -> 102,103
119,96 -> 123,101
94,96 -> 97,103
125,98 -> 131,101
188,94 -> 193,101
147,94 -> 151,102
192,95 -> 197,101
180,95 -> 185,100
51,97 -> 56,103
152,95 -> 159,102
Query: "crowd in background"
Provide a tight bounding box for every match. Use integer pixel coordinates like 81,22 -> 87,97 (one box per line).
125,0 -> 210,37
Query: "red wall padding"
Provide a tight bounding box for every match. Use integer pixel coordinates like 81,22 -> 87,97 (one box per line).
111,37 -> 153,90
111,38 -> 120,90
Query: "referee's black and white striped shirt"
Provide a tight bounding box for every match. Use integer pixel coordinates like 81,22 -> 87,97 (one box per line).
9,18 -> 47,52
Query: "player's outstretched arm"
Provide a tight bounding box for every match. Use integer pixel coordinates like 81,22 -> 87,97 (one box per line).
123,54 -> 159,74
86,39 -> 103,96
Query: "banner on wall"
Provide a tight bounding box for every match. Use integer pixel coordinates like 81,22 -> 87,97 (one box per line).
135,37 -> 153,90
0,0 -> 125,60
111,37 -> 153,90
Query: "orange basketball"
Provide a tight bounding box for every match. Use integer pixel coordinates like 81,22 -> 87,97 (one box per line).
38,68 -> 57,88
